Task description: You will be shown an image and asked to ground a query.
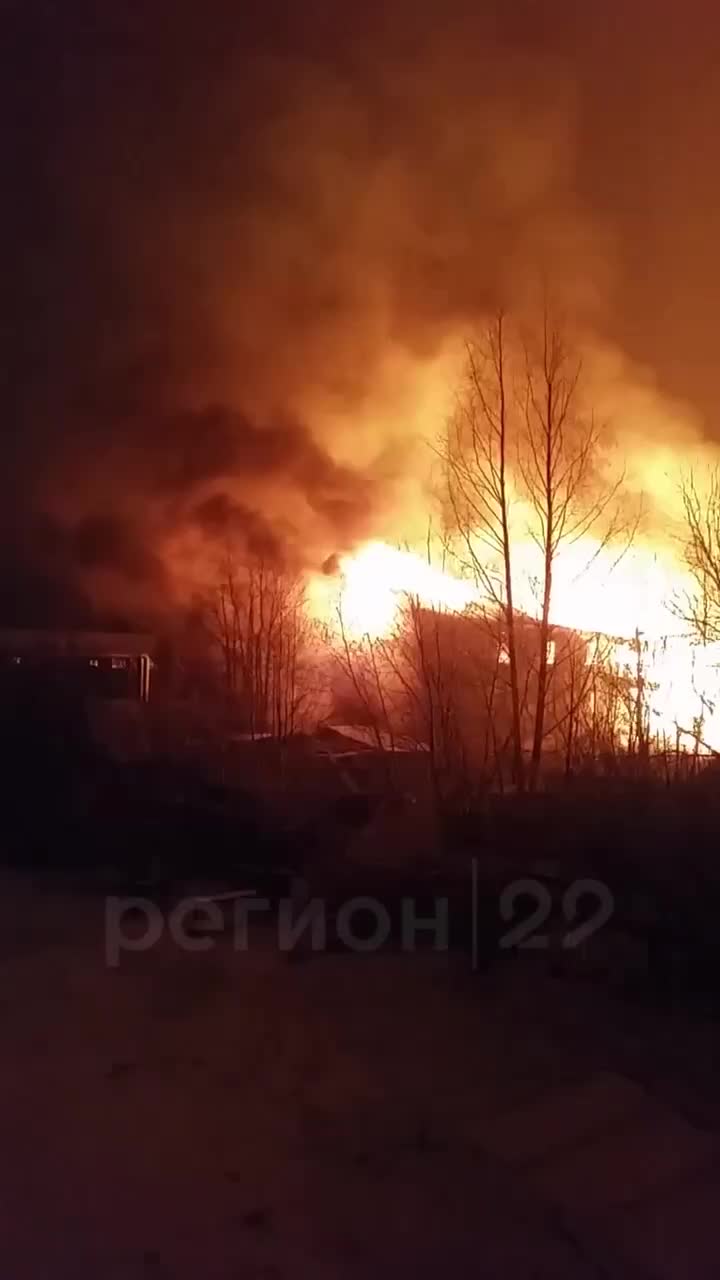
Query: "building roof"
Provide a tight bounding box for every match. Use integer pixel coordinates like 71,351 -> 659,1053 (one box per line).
0,628 -> 154,658
314,723 -> 428,754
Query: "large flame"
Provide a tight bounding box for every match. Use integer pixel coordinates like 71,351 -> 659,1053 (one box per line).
310,534 -> 720,752
326,536 -> 690,642
337,542 -> 476,637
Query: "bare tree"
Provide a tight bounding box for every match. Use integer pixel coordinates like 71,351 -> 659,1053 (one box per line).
678,467 -> 720,643
326,606 -> 394,757
440,310 -> 629,790
381,592 -> 469,811
521,312 -> 625,789
542,631 -> 613,777
207,555 -> 315,739
440,313 -> 526,789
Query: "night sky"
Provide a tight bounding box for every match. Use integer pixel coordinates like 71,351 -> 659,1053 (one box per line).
2,0 -> 718,624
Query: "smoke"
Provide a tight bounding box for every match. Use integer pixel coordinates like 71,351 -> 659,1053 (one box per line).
3,0 -> 718,624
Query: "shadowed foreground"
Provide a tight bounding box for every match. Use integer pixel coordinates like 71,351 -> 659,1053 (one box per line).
2,874 -> 720,1279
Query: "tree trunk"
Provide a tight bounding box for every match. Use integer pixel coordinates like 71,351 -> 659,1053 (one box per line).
530,565 -> 552,790
530,347 -> 554,793
496,315 -> 525,791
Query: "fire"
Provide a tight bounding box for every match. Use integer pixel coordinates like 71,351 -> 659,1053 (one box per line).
311,534 -> 720,753
513,539 -> 688,639
327,536 -> 691,643
336,541 -> 476,637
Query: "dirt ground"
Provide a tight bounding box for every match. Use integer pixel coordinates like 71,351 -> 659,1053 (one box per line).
2,873 -> 720,1279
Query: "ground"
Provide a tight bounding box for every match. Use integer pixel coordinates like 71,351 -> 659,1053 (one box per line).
2,873 -> 720,1279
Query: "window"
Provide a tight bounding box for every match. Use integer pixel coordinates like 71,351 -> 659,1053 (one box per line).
546,640 -> 556,665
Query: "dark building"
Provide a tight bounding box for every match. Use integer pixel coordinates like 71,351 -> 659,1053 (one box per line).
0,629 -> 155,765
0,629 -> 153,702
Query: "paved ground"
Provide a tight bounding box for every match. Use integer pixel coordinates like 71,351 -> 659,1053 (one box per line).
1,874 -> 720,1278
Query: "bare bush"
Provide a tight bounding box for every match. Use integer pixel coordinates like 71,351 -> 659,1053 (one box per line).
206,556 -> 317,739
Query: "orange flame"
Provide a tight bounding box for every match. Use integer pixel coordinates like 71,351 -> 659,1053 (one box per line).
309,536 -> 720,752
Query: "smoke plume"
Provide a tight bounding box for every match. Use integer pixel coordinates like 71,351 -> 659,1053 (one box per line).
2,0 -> 718,624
